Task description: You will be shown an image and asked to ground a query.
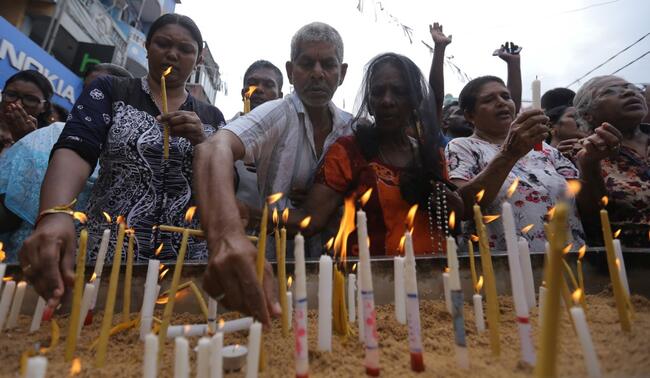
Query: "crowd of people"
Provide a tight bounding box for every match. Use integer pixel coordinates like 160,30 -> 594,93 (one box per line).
0,14 -> 647,323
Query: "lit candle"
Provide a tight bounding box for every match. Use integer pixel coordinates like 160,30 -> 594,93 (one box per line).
0,263 -> 5,291
208,297 -> 218,334
357,263 -> 365,343
570,289 -> 601,378
447,236 -> 469,369
256,198 -> 270,282
0,280 -> 16,331
442,268 -> 452,314
357,209 -> 380,376
29,296 -> 46,333
473,278 -> 486,333
223,345 -> 247,372
293,225 -> 309,378
174,336 -> 190,378
76,283 -> 96,338
348,273 -> 356,323
89,228 -> 111,323
243,86 -> 256,114
65,228 -> 87,361
210,332 -> 224,378
468,240 -> 478,290
6,280 -> 26,329
286,291 -> 293,330
161,66 -> 172,159
518,237 -> 537,309
577,246 -> 586,306
532,77 -> 542,151
599,198 -> 631,332
404,231 -> 424,371
122,229 -> 135,322
197,336 -> 211,378
317,254 -> 332,351
503,202 -> 536,365
246,321 -> 262,378
143,333 -> 158,378
139,258 -> 161,340
613,239 -> 630,296
538,284 -> 547,326
393,256 -> 406,324
278,208 -> 289,336
25,356 -> 47,378
96,222 -> 126,367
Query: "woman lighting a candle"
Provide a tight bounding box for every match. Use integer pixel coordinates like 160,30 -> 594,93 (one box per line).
19,14 -> 225,308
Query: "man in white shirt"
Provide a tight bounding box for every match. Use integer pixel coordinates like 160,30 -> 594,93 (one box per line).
194,22 -> 351,325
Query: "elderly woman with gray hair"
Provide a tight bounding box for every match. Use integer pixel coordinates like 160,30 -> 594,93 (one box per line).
573,75 -> 649,247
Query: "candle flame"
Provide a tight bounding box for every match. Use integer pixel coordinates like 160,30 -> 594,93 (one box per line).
159,264 -> 165,271
299,216 -> 311,230
601,196 -> 609,207
156,288 -> 188,304
158,267 -> 170,280
547,206 -> 556,221
506,177 -> 520,198
613,229 -> 621,238
69,357 -> 81,376
398,235 -> 406,254
482,214 -> 500,224
73,212 -> 87,224
475,189 -> 485,203
2,276 -> 12,282
360,188 -> 373,207
325,237 -> 334,251
102,211 -> 112,223
244,85 -> 257,99
572,288 -> 582,305
444,267 -> 450,273
184,206 -> 197,223
476,275 -> 484,292
521,224 -> 534,234
267,192 -> 283,205
352,263 -> 357,272
470,234 -> 479,242
162,66 -> 172,77
578,245 -> 586,260
90,272 -> 97,283
219,318 -> 225,329
562,243 -> 573,254
282,208 -> 289,224
287,276 -> 293,288
566,180 -> 582,197
125,228 -> 135,236
116,215 -> 125,225
406,204 -> 418,229
333,197 -> 356,263
448,211 -> 456,230
272,208 -> 279,226
235,344 -> 240,350
155,243 -> 163,256
0,250 -> 4,263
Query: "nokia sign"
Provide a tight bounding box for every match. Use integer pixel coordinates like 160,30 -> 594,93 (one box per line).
0,16 -> 82,110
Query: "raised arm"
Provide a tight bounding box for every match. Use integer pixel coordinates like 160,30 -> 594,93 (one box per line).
496,42 -> 522,113
428,22 -> 452,123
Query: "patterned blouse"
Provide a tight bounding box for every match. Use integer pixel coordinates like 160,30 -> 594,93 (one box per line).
445,137 -> 585,253
315,135 -> 446,256
53,77 -> 225,263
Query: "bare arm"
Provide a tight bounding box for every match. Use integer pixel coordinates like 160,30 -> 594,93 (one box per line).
428,22 -> 452,124
283,183 -> 344,237
19,149 -> 92,307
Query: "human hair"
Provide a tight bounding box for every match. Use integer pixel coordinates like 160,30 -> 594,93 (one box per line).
352,53 -> 447,206
290,22 -> 343,63
573,75 -> 622,131
4,70 -> 54,127
541,87 -> 575,110
84,63 -> 132,79
50,103 -> 69,123
243,60 -> 283,91
458,75 -> 505,114
146,13 -> 203,57
544,105 -> 570,143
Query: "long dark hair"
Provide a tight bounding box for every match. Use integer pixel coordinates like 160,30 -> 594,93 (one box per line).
352,53 -> 447,206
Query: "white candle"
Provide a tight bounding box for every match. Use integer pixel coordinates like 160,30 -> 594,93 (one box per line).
532,77 -> 541,109
174,336 -> 190,378
0,280 -> 15,331
538,285 -> 547,326
442,272 -> 452,313
197,336 -> 211,378
25,356 -> 47,378
210,332 -> 224,378
286,291 -> 293,330
503,202 -> 536,365
404,232 -> 424,371
570,305 -> 601,377
518,237 -> 537,309
348,273 -> 356,323
245,321 -> 262,378
317,254 -> 333,351
613,239 -> 630,296
208,296 -> 218,334
89,278 -> 101,313
473,294 -> 485,333
30,296 -> 46,333
93,229 -> 111,278
143,333 -> 158,378
140,259 -> 161,340
357,264 -> 364,342
447,236 -> 469,369
293,232 -> 309,377
167,318 -> 254,338
222,345 -> 247,372
357,209 -> 380,375
0,264 -> 5,291
77,283 -> 96,337
6,280 -> 26,329
394,256 -> 406,324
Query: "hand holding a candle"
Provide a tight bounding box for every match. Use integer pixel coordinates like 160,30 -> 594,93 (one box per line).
501,109 -> 549,158
575,122 -> 622,166
157,110 -> 207,146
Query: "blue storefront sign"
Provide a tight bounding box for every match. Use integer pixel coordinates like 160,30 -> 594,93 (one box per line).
0,16 -> 83,111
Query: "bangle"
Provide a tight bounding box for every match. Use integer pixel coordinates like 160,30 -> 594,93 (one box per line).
34,198 -> 79,227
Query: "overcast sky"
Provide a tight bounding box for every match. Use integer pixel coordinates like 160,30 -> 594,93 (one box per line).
177,0 -> 649,117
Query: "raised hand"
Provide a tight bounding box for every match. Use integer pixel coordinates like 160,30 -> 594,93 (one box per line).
429,22 -> 452,47
495,41 -> 521,63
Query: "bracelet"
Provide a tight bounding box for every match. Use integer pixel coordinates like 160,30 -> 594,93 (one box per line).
34,198 -> 79,227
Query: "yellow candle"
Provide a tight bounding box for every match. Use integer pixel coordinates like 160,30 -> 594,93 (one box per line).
157,225 -> 257,243
64,229 -> 88,362
256,202 -> 268,281
243,98 -> 251,114
473,204 -> 500,356
96,223 -> 126,367
161,66 -> 172,159
122,230 -> 135,322
158,228 -> 190,355
278,226 -> 288,337
535,202 -> 568,378
332,266 -> 349,336
600,208 -> 631,332
468,239 -> 478,292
